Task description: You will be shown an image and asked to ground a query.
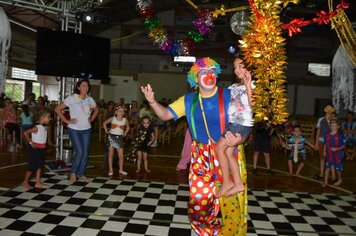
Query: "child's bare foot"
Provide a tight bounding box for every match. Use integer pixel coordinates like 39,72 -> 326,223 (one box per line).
216,182 -> 234,198
145,169 -> 151,173
225,184 -> 245,197
22,182 -> 32,189
322,182 -> 327,187
294,173 -> 302,177
288,172 -> 293,176
136,169 -> 140,173
333,179 -> 343,186
35,183 -> 48,189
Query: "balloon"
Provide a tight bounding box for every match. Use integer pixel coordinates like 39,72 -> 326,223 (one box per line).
230,10 -> 250,35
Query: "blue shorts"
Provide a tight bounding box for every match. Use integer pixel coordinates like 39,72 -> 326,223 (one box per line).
325,157 -> 343,171
223,123 -> 253,138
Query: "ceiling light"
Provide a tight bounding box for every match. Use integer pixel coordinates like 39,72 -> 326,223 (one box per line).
85,15 -> 92,22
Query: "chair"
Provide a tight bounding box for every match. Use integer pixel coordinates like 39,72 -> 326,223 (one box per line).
0,128 -> 17,151
173,119 -> 187,137
299,121 -> 316,142
0,127 -> 7,149
157,127 -> 171,146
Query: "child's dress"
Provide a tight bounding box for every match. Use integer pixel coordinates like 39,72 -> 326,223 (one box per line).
137,124 -> 155,153
127,124 -> 155,161
225,82 -> 255,138
108,116 -> 127,149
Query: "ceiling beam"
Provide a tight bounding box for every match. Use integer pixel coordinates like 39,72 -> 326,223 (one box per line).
0,0 -> 104,14
0,0 -> 61,14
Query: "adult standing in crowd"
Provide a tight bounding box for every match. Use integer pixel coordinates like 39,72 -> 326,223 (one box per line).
252,120 -> 275,175
139,100 -> 155,120
0,98 -> 22,149
55,79 -> 98,183
34,96 -> 50,121
43,95 -> 50,108
23,93 -> 37,109
141,57 -> 247,235
342,111 -> 356,160
314,105 -> 334,180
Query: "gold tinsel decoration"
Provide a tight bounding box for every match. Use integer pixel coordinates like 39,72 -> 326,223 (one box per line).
329,0 -> 356,66
239,0 -> 298,124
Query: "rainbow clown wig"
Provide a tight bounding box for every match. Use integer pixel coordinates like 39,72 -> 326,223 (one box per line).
187,57 -> 222,88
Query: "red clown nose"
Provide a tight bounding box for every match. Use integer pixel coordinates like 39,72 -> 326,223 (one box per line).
203,72 -> 216,86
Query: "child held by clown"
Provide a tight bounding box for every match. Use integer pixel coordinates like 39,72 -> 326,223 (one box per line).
215,56 -> 255,198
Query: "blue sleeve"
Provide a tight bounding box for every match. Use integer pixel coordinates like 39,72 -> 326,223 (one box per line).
167,106 -> 179,121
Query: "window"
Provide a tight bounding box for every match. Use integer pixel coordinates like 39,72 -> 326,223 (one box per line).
307,63 -> 331,77
4,79 -> 25,102
6,67 -> 40,101
11,67 -> 37,81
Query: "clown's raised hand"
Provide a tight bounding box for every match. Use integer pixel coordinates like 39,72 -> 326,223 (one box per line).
141,84 -> 156,105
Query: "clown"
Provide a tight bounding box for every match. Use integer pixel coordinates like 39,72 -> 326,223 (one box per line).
141,57 -> 248,236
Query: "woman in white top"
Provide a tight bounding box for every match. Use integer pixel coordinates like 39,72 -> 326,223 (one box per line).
55,79 -> 99,183
103,105 -> 130,176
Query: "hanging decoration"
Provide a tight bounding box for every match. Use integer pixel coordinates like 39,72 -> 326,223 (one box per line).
136,0 -> 214,56
329,0 -> 356,112
136,0 -> 249,56
328,0 -> 356,67
0,7 -> 11,94
238,0 -> 293,125
281,0 -> 349,37
332,46 -> 355,112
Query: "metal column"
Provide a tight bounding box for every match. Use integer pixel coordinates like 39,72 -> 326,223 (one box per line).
55,0 -> 82,161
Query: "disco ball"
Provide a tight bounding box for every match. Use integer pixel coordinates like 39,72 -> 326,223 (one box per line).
230,10 -> 250,35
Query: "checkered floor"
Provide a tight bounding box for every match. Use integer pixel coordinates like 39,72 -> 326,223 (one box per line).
0,173 -> 355,236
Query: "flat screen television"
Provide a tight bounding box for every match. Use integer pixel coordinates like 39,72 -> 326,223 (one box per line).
35,28 -> 110,80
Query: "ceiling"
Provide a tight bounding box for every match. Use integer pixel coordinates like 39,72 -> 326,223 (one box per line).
2,0 -> 355,36
1,0 -> 355,69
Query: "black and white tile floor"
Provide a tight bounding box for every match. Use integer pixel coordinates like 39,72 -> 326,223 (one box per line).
0,173 -> 355,236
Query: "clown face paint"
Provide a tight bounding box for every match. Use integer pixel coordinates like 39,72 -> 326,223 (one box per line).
197,68 -> 216,91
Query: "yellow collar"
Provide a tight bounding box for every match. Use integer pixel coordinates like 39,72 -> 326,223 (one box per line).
200,87 -> 217,98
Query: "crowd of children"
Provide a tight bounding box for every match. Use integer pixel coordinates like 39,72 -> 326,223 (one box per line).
13,93 -> 354,191
276,106 -> 353,188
